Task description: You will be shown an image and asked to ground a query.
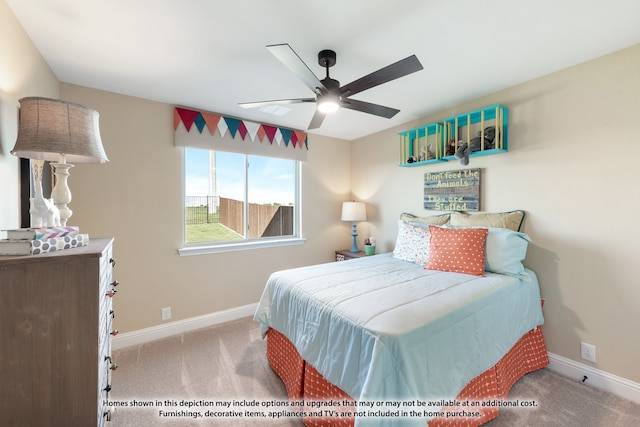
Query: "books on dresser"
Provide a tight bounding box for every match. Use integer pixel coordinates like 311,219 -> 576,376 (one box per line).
3,226 -> 80,240
0,239 -> 33,255
0,227 -> 88,256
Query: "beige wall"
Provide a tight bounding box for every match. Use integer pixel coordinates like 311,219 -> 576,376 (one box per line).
59,84 -> 352,333
350,44 -> 640,383
0,0 -> 59,228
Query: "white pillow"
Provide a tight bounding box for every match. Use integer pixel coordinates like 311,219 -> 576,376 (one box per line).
392,220 -> 431,266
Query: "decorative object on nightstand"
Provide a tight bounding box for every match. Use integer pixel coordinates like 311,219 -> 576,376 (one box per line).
341,201 -> 367,253
11,97 -> 109,226
364,236 -> 376,255
335,249 -> 366,261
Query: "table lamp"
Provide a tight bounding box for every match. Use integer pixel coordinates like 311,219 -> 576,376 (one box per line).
341,201 -> 367,253
11,97 -> 109,226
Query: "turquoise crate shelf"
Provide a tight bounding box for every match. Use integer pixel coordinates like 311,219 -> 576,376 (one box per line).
397,104 -> 509,167
444,104 -> 508,158
398,158 -> 447,168
398,122 -> 446,167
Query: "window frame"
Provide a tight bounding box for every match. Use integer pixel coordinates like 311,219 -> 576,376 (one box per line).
178,149 -> 304,256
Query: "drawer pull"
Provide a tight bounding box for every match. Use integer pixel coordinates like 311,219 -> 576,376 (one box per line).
110,329 -> 119,336
103,408 -> 114,421
111,280 -> 120,287
105,355 -> 119,370
106,289 -> 117,297
104,384 -> 112,393
110,258 -> 116,268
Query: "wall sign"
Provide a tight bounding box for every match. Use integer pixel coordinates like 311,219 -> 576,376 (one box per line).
424,168 -> 480,211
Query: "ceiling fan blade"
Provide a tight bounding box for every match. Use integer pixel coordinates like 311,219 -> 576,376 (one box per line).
267,44 -> 326,95
341,98 -> 400,119
238,98 -> 315,109
339,55 -> 423,97
308,110 -> 326,129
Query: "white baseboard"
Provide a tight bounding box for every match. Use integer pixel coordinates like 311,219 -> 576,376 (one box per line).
547,352 -> 640,404
112,308 -> 640,406
111,303 -> 258,351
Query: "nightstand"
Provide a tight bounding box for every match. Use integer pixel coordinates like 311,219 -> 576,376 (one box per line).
335,249 -> 366,261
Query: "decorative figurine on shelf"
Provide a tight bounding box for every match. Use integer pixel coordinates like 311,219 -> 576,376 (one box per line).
407,156 -> 416,163
416,144 -> 434,162
454,126 -> 496,166
446,138 -> 457,156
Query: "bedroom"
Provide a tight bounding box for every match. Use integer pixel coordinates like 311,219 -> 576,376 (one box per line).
1,1 -> 639,426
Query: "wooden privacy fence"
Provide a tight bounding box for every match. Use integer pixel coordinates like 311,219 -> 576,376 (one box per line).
219,197 -> 293,238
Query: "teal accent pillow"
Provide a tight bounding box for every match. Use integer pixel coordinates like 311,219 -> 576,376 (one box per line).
484,227 -> 531,280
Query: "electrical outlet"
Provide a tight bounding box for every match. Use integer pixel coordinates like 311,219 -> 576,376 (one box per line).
581,342 -> 596,362
161,307 -> 171,321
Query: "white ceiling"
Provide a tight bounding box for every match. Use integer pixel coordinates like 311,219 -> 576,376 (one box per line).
8,0 -> 640,141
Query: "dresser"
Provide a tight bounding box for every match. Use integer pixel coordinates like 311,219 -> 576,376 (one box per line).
0,238 -> 119,426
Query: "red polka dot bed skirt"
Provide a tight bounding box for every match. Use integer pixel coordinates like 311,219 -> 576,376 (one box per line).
266,326 -> 548,426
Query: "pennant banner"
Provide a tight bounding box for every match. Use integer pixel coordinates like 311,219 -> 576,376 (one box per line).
174,107 -> 308,150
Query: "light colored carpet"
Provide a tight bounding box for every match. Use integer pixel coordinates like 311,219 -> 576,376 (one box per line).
109,317 -> 639,426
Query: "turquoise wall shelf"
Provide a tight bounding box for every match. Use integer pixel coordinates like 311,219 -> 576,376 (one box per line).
398,104 -> 508,167
398,122 -> 446,167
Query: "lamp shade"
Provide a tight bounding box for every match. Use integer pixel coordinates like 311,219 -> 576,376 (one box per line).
11,97 -> 109,163
341,201 -> 367,222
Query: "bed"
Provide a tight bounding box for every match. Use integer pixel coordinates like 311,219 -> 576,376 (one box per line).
254,211 -> 548,426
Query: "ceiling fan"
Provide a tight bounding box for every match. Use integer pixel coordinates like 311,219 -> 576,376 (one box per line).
239,44 -> 424,129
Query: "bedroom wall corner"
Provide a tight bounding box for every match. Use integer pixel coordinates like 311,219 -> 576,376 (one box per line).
0,1 -> 59,230
349,43 -> 640,385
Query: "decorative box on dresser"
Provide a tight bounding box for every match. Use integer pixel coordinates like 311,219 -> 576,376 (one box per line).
0,238 -> 119,426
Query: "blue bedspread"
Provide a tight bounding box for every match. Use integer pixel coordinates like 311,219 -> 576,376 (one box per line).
254,254 -> 544,426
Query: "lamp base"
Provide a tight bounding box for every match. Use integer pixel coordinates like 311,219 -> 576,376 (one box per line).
350,223 -> 359,252
51,163 -> 74,226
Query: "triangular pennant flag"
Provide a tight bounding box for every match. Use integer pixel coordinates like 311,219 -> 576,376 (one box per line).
173,109 -> 181,130
175,107 -> 200,132
262,125 -> 278,144
274,129 -> 283,146
280,128 -> 293,147
194,113 -> 206,133
224,117 -> 242,139
201,112 -> 222,135
244,121 -> 261,142
217,119 -> 228,138
294,131 -> 307,148
238,121 -> 248,140
257,125 -> 267,142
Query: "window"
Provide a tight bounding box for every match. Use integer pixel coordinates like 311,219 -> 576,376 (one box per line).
182,148 -> 301,252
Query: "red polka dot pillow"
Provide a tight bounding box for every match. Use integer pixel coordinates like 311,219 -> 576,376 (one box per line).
426,226 -> 489,276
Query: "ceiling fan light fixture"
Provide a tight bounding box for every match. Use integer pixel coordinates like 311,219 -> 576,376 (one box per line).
317,94 -> 340,113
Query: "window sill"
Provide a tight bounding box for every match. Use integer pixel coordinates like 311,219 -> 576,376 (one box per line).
178,237 -> 306,256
